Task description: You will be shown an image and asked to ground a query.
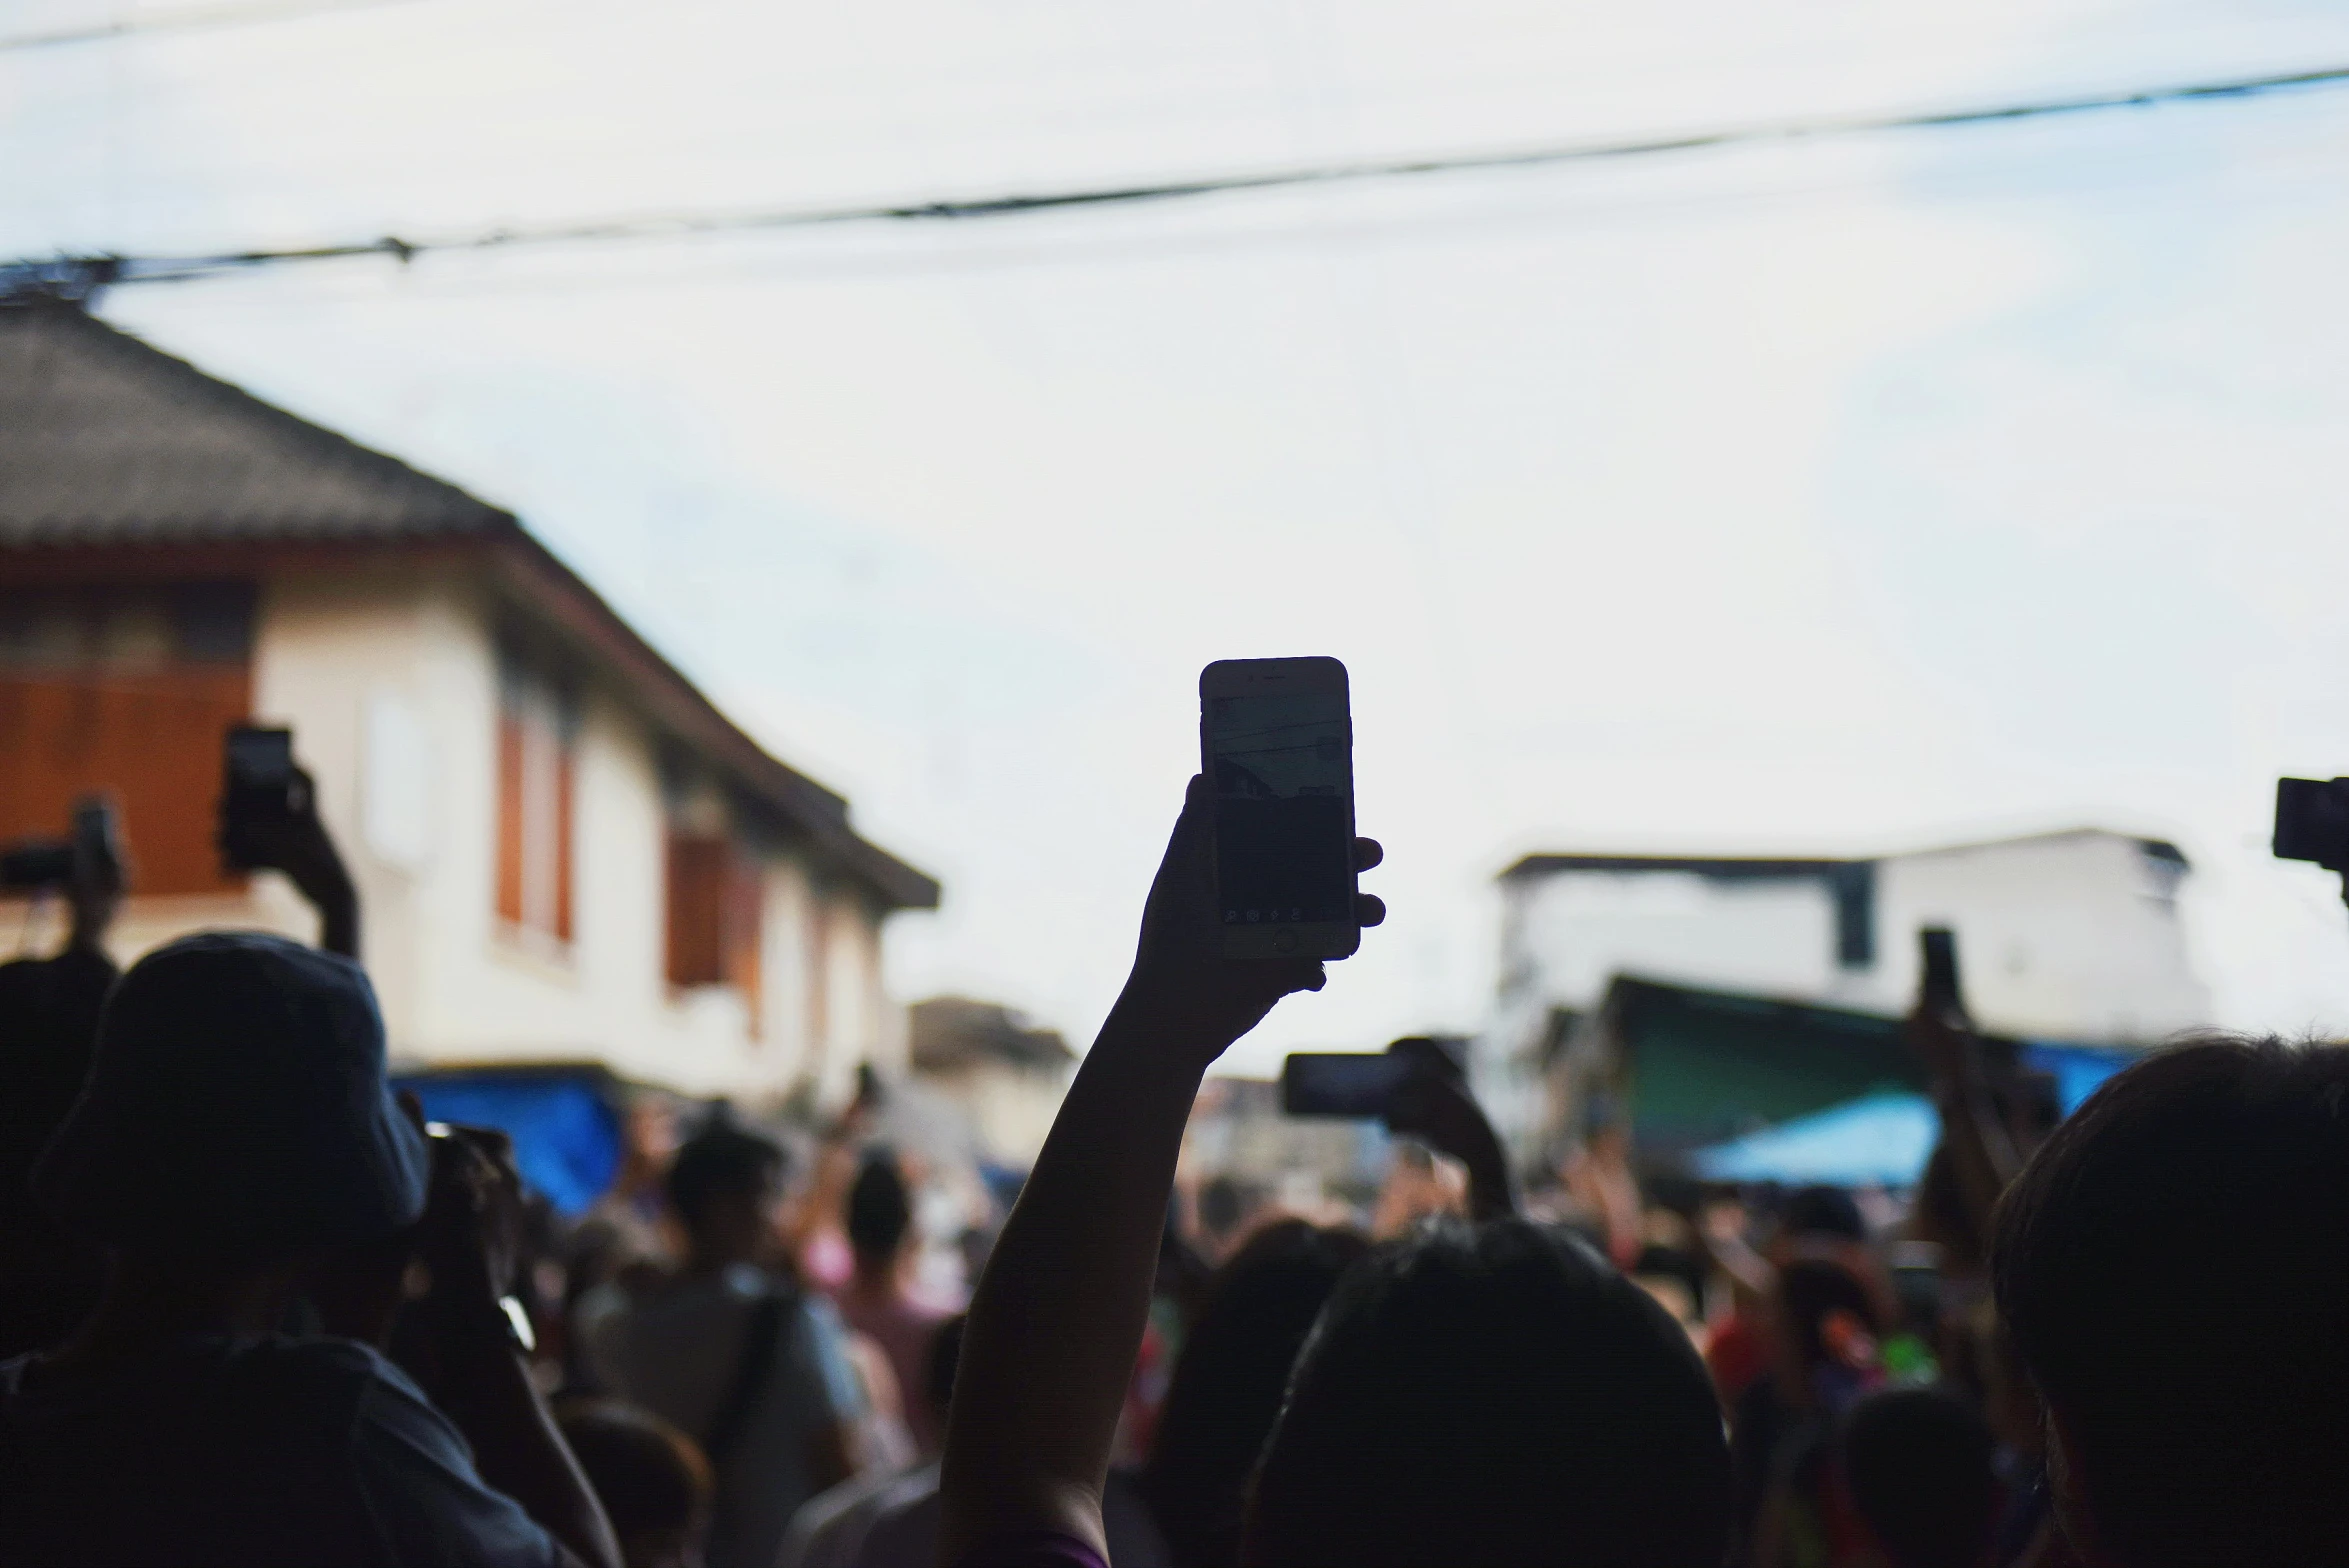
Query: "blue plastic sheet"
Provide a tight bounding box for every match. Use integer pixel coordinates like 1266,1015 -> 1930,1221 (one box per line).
392,1071 -> 623,1217
1689,1089 -> 1939,1188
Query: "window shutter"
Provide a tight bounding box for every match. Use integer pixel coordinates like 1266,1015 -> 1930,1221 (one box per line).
665,832 -> 727,987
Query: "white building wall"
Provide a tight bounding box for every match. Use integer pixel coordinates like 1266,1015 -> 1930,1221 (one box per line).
1495,832 -> 2212,1076
1853,834 -> 2211,1041
758,854 -> 816,1086
106,564 -> 907,1105
1504,871 -> 1839,1013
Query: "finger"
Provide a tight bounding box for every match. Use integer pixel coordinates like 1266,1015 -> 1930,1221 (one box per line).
1356,893 -> 1387,928
1353,837 -> 1384,872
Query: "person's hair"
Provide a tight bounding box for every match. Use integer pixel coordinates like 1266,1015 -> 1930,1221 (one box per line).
554,1398 -> 712,1568
1776,1258 -> 1881,1374
1197,1174 -> 1249,1241
1242,1218 -> 1730,1568
1837,1387 -> 1996,1568
1142,1219 -> 1371,1568
1779,1184 -> 1866,1242
925,1311 -> 968,1421
664,1116 -> 784,1236
846,1146 -> 913,1263
1992,1035 -> 2349,1568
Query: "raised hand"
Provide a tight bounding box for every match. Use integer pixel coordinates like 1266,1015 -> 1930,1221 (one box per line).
1117,773 -> 1384,1066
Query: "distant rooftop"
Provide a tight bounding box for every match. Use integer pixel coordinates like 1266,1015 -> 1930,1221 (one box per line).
910,997 -> 1074,1074
1502,827 -> 2189,884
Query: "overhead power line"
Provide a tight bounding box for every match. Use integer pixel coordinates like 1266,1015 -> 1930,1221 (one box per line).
8,58 -> 2348,300
0,0 -> 409,54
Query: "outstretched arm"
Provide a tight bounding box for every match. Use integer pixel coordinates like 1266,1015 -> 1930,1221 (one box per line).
940,776 -> 1383,1564
1385,1049 -> 1516,1224
1908,1002 -> 2022,1261
220,765 -> 362,959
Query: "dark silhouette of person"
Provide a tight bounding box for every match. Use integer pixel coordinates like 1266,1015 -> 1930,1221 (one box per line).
1992,1035 -> 2349,1568
1137,1219 -> 1369,1568
0,931 -> 618,1567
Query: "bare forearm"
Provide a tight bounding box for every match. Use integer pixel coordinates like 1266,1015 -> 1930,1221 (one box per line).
1458,1125 -> 1517,1223
296,868 -> 361,959
942,1000 -> 1205,1561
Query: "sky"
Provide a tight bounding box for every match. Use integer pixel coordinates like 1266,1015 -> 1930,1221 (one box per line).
9,0 -> 2349,1073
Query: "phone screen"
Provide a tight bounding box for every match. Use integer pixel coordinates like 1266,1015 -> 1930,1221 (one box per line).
1206,691 -> 1353,927
1282,1052 -> 1404,1117
225,727 -> 294,788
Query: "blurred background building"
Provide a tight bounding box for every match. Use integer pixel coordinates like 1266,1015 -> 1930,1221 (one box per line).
0,295 -> 936,1107
1484,830 -> 2206,1175
905,995 -> 1075,1165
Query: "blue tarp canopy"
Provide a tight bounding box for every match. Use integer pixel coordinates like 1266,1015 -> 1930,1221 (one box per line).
392,1068 -> 624,1217
1689,1088 -> 1939,1188
2019,1041 -> 2135,1116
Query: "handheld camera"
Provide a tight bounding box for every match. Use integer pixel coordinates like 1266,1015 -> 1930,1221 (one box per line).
0,794 -> 124,895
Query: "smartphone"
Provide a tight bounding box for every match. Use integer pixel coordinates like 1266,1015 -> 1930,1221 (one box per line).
220,726 -> 304,870
2275,777 -> 2349,871
1919,927 -> 1966,1019
1199,657 -> 1357,960
1282,1052 -> 1406,1118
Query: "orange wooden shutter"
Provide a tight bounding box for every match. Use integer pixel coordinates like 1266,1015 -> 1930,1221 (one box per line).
495,711 -> 526,925
665,832 -> 726,987
0,669 -> 251,896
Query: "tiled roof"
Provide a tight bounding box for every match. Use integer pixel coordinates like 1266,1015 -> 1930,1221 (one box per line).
0,295 -> 510,544
0,295 -> 938,910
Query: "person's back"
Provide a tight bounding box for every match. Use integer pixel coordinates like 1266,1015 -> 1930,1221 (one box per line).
0,907 -> 119,1360
1241,1217 -> 1731,1568
581,1116 -> 861,1568
1,1334 -> 551,1568
0,932 -> 607,1568
1991,1034 -> 2349,1568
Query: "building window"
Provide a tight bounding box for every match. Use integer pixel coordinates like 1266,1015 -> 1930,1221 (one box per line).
666,831 -> 763,1021
496,655 -> 576,945
0,585 -> 254,897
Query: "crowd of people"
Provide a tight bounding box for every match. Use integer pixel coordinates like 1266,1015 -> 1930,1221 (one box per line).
4,768 -> 2349,1568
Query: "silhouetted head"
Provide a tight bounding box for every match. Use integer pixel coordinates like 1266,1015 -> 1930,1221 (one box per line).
1196,1174 -> 1250,1248
1779,1184 -> 1866,1245
1992,1035 -> 2349,1568
555,1398 -> 712,1568
35,932 -> 428,1263
665,1114 -> 785,1268
1242,1218 -> 1730,1568
1837,1387 -> 1996,1568
846,1147 -> 913,1274
1142,1219 -> 1370,1568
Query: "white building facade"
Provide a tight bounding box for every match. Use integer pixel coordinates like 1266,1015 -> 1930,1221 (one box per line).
0,296 -> 935,1104
1486,831 -> 2214,1147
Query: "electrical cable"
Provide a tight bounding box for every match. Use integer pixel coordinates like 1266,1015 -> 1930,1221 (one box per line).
0,0 -> 411,54
6,57 -> 2348,298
